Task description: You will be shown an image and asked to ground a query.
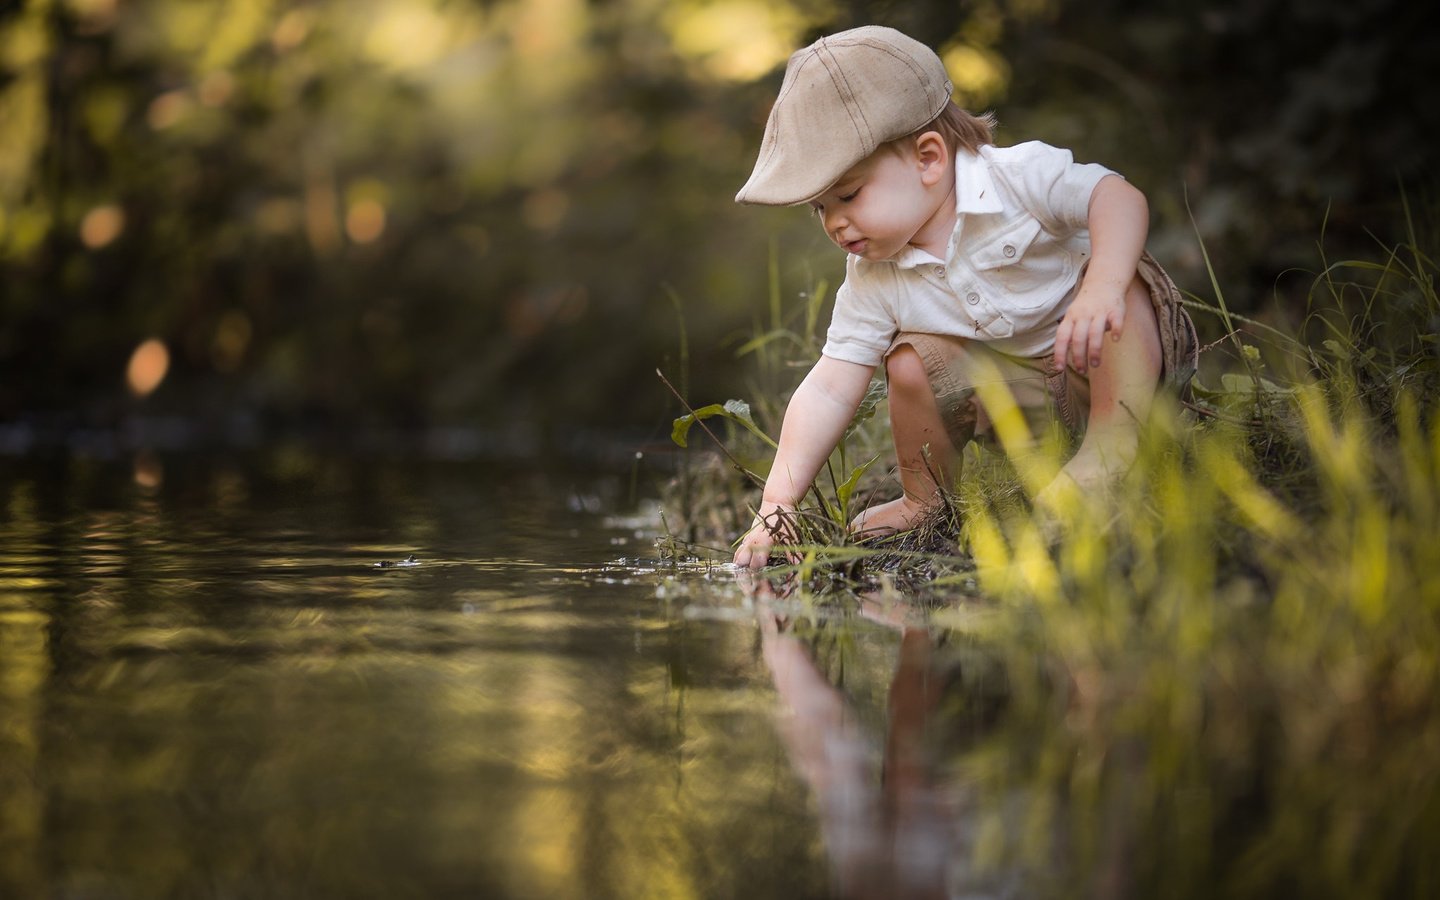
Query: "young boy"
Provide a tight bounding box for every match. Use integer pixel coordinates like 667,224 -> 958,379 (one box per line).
732,25 -> 1197,569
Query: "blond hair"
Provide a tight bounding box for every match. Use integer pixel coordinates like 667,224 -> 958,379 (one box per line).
905,101 -> 996,155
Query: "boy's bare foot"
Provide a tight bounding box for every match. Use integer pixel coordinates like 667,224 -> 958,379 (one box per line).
1034,455 -> 1127,544
849,495 -> 932,538
1055,439 -> 1134,494
1034,469 -> 1084,514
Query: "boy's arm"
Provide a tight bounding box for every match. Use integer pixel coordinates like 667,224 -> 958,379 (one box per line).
735,354 -> 876,570
1053,174 -> 1148,374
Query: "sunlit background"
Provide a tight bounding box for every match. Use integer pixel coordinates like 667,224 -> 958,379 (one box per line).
2,0 -> 1436,453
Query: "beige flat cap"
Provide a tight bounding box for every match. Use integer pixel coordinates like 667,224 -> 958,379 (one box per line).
735,26 -> 953,206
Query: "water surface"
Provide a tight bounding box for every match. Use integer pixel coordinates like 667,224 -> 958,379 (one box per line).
1,455 -> 965,899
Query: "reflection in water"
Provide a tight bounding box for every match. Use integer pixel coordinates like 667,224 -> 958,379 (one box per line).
8,454 -> 1432,896
753,581 -> 1019,900
0,459 -> 833,899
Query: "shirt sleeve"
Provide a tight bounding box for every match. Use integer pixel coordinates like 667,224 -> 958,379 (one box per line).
820,257 -> 897,367
993,141 -> 1118,235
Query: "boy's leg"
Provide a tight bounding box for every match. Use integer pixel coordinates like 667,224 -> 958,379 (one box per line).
1056,274 -> 1163,490
851,344 -> 960,535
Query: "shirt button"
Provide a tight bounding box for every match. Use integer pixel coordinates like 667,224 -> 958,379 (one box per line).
1003,244 -> 1017,258
933,265 -> 945,276
966,292 -> 979,305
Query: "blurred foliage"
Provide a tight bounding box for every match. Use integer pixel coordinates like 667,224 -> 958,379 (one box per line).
0,0 -> 1436,445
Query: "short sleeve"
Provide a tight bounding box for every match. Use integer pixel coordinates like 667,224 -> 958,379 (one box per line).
820,257 -> 897,367
992,141 -> 1118,235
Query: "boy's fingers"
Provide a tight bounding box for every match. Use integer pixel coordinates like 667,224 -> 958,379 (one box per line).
1069,320 -> 1091,372
1088,317 -> 1107,368
735,531 -> 766,569
1109,305 -> 1126,340
1053,320 -> 1073,370
755,536 -> 776,569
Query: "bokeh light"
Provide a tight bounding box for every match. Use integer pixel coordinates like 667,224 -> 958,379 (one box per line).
346,199 -> 387,244
664,0 -> 808,81
126,338 -> 170,398
941,42 -> 1010,107
79,205 -> 125,249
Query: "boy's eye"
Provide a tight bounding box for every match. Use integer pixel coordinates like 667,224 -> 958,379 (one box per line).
838,188 -> 859,202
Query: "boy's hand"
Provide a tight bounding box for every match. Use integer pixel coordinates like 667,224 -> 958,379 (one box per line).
1059,174 -> 1148,376
734,501 -> 797,570
1054,284 -> 1126,375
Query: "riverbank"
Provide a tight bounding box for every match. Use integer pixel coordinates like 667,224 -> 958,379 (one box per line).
662,206 -> 1440,897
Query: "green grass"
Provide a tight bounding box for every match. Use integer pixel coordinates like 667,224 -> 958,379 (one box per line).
661,201 -> 1440,897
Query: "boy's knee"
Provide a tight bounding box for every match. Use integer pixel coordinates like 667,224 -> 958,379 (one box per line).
886,344 -> 931,395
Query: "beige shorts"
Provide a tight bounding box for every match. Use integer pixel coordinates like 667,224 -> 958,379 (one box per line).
887,252 -> 1198,450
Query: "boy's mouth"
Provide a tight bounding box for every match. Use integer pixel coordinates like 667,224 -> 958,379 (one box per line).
842,238 -> 868,255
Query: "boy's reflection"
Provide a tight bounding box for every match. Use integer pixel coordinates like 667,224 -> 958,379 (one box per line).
749,575 -> 1018,900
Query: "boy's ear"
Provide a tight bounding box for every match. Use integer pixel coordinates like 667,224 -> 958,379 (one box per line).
914,130 -> 949,185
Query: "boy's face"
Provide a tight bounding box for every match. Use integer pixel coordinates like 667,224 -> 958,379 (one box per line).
808,136 -> 953,261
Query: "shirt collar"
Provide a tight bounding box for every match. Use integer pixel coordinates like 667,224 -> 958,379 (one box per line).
953,149 -> 1002,216
890,245 -> 945,270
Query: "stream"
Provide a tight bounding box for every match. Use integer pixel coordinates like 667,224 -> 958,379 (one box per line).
0,453 -> 1013,899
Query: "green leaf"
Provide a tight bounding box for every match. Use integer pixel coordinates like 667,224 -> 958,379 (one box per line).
1220,373 -> 1292,395
836,454 -> 880,515
1189,372 -> 1297,415
670,399 -> 777,449
722,398 -> 757,427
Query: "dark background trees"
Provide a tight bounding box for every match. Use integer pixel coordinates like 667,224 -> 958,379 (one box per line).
1,0 -> 1435,451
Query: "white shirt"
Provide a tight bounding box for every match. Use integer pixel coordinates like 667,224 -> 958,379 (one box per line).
821,141 -> 1117,366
